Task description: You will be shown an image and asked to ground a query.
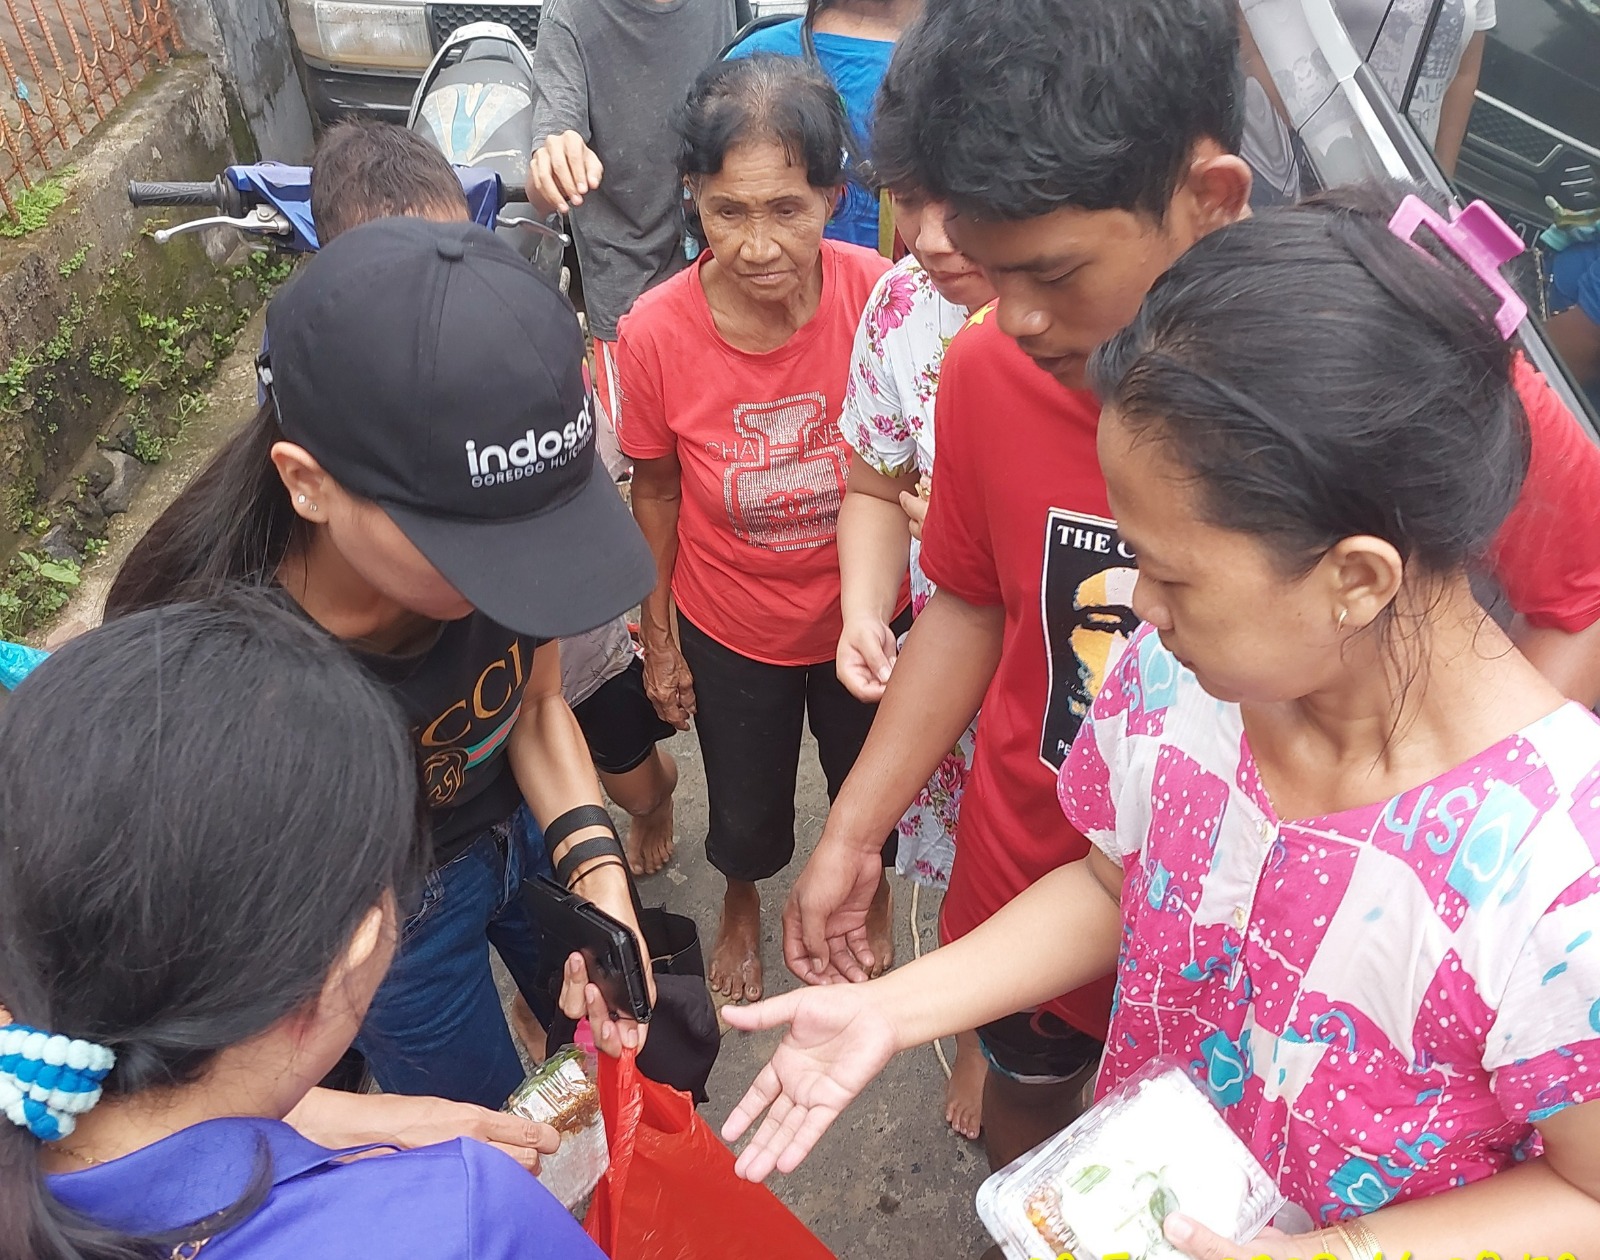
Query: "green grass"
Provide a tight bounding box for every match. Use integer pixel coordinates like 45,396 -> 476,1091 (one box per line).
57,243 -> 91,277
0,178 -> 69,238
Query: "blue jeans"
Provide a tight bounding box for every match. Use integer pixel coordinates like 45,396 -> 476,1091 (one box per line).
355,808 -> 555,1109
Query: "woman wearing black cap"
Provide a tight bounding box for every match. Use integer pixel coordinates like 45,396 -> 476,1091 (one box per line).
106,216 -> 658,1116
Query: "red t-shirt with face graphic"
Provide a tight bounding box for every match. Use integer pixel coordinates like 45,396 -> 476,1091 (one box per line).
617,239 -> 891,665
919,308 -> 1125,1039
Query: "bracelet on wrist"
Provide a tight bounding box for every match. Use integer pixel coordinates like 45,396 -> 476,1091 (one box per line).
553,833 -> 626,889
567,856 -> 629,885
1330,1219 -> 1381,1260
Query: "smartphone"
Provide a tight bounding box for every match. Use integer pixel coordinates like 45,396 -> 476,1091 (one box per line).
522,875 -> 653,1024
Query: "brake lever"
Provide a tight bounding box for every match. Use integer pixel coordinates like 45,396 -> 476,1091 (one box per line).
152,204 -> 293,245
497,213 -> 571,246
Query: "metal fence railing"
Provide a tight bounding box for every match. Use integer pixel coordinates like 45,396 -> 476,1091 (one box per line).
1,0 -> 179,223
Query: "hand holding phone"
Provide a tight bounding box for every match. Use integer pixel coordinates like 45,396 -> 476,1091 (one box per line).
523,875 -> 653,1024
558,952 -> 642,1059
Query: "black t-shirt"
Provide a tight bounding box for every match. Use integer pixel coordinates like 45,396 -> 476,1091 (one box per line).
344,611 -> 546,866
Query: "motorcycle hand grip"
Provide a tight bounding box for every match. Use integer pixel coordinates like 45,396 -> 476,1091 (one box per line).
126,178 -> 239,211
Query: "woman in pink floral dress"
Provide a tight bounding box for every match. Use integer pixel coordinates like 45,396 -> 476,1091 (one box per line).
835,188 -> 995,1139
724,201 -> 1600,1255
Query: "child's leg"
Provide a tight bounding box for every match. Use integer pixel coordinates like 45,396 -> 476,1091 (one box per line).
974,1011 -> 1102,1169
508,992 -> 547,1063
571,656 -> 681,874
945,1028 -> 986,1140
599,747 -> 678,875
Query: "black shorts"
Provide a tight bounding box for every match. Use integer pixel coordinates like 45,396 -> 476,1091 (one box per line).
676,611 -> 905,883
976,1008 -> 1105,1085
571,656 -> 676,775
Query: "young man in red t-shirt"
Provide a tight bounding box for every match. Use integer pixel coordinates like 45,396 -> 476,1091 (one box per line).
783,0 -> 1600,1175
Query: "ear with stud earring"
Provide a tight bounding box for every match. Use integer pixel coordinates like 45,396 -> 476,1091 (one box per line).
296,494 -> 318,514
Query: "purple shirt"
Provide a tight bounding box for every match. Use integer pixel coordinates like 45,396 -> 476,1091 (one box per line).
49,1115 -> 603,1258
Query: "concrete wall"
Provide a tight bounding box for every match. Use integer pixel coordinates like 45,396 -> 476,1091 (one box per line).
171,0 -> 315,163
0,57 -> 274,637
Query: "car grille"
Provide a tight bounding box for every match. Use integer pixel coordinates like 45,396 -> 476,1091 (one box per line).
1468,99 -> 1563,168
427,3 -> 541,51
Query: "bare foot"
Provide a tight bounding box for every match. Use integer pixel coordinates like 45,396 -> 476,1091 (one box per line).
866,872 -> 896,977
509,993 -> 547,1062
624,750 -> 678,876
945,1029 -> 985,1140
709,880 -> 764,1002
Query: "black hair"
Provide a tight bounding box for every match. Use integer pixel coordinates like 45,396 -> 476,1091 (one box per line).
675,53 -> 847,191
310,120 -> 469,244
0,594 -> 428,1260
105,399 -> 301,618
868,37 -> 923,198
874,0 -> 1243,221
1088,184 -> 1528,591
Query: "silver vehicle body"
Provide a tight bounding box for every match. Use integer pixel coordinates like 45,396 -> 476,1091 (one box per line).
286,0 -> 804,123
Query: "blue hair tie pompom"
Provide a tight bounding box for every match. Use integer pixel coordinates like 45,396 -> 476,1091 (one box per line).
0,1023 -> 116,1142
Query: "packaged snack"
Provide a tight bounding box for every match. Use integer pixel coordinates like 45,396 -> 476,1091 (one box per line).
505,1046 -> 609,1211
976,1059 -> 1283,1260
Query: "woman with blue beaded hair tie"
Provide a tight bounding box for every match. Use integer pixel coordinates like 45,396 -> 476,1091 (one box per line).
0,593 -> 605,1260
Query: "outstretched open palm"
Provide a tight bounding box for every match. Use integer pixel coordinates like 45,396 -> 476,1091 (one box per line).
720,985 -> 900,1181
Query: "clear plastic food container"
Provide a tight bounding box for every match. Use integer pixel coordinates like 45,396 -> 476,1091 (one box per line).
504,1046 -> 609,1212
976,1058 -> 1284,1260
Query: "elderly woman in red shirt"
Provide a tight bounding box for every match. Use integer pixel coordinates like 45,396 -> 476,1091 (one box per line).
619,54 -> 899,1003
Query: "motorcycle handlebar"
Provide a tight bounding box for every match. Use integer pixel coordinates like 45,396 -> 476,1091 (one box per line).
127,178 -> 247,214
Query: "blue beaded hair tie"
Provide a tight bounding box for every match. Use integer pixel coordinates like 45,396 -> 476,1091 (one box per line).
0,1023 -> 116,1142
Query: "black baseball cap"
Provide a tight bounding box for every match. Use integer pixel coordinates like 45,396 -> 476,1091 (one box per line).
264,217 -> 655,639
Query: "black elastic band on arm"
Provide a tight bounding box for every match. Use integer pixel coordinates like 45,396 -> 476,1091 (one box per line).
554,835 -> 627,890
545,805 -> 646,921
545,804 -> 619,854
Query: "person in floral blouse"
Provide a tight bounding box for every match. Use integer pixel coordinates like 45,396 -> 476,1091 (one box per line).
727,203 -> 1600,1256
835,185 -> 995,1139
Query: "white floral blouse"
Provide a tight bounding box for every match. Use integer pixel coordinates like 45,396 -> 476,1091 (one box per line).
841,257 -> 974,887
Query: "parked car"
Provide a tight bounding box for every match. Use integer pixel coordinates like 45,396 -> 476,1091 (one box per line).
1239,0 -> 1597,438
1457,0 -> 1600,241
286,0 -> 805,124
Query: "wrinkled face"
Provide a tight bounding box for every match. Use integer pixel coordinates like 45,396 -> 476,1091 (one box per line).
891,190 -> 995,310
694,140 -> 839,306
1097,405 -> 1340,705
948,206 -> 1191,390
320,485 -> 475,623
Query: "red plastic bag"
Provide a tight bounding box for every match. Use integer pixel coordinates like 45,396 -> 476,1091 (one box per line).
583,1048 -> 835,1259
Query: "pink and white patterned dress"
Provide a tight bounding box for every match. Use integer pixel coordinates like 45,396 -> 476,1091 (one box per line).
842,257 -> 973,887
1059,624 -> 1600,1228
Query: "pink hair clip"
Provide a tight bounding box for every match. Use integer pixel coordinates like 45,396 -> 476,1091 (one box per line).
1387,195 -> 1527,340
